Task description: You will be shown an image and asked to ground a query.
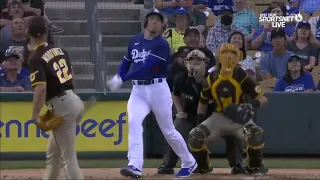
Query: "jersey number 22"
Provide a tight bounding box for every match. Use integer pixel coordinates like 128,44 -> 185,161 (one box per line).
53,59 -> 72,84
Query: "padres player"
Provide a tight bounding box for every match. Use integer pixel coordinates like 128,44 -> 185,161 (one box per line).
106,9 -> 197,178
188,44 -> 269,176
28,16 -> 84,180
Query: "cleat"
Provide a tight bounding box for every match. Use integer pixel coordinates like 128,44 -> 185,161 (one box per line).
157,164 -> 174,174
231,163 -> 249,175
120,165 -> 142,178
192,166 -> 213,174
176,162 -> 198,177
247,164 -> 269,176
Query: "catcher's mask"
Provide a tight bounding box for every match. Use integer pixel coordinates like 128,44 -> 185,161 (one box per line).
217,44 -> 242,74
184,49 -> 207,77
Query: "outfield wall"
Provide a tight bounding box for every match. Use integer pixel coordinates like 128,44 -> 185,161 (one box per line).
0,93 -> 319,160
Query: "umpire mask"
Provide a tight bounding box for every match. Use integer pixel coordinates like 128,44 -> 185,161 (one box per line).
217,44 -> 242,75
185,50 -> 206,77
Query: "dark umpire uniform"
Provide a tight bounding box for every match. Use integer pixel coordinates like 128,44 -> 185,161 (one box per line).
160,70 -> 212,174
27,16 -> 84,179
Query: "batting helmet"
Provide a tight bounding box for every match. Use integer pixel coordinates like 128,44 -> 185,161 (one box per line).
144,8 -> 164,28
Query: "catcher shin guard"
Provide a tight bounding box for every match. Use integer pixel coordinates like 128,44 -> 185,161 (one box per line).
192,146 -> 212,173
188,124 -> 210,151
188,124 -> 212,173
244,124 -> 264,167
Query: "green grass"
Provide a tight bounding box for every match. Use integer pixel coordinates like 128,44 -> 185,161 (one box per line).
2,158 -> 320,169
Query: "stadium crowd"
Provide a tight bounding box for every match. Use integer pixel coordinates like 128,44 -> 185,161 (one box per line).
0,0 -> 62,92
157,0 -> 320,92
0,0 -> 320,93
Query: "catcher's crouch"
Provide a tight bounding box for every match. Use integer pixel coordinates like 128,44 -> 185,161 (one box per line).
27,16 -> 84,179
189,44 -> 269,176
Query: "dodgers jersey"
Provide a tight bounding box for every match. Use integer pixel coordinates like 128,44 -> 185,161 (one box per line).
118,33 -> 171,81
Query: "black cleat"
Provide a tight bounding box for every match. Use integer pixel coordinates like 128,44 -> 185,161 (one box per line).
247,164 -> 269,176
192,166 -> 213,174
157,164 -> 174,174
231,163 -> 249,175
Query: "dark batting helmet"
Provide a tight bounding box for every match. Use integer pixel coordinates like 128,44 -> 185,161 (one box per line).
144,8 -> 164,28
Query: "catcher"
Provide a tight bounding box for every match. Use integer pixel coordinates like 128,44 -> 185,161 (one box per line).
27,16 -> 85,180
188,44 -> 269,176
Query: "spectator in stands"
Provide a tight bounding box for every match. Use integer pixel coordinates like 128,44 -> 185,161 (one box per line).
166,0 -> 206,37
173,27 -> 216,68
0,51 -> 32,92
274,54 -> 314,92
233,0 -> 259,39
192,0 -> 207,10
0,0 -> 63,33
206,5 -> 244,53
251,3 -> 295,53
163,7 -> 189,52
0,17 -> 26,60
2,0 -> 37,20
167,46 -> 190,91
228,31 -> 256,77
263,0 -> 299,15
287,21 -> 317,72
154,0 -> 207,14
207,0 -> 234,16
291,0 -> 320,15
0,0 -> 36,32
2,0 -> 41,15
154,0 -> 179,15
309,14 -> 320,48
260,28 -> 294,80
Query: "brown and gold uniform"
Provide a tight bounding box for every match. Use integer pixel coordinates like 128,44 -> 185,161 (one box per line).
200,66 -> 263,112
29,42 -> 85,180
188,66 -> 267,173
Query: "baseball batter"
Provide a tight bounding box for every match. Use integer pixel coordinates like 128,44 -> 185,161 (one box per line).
27,16 -> 84,180
106,9 -> 197,178
188,44 -> 269,176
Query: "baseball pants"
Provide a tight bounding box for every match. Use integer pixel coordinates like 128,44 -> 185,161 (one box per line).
162,116 -> 245,168
200,112 -> 254,154
43,90 -> 84,180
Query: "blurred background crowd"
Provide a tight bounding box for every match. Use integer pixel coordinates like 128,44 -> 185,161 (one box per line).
0,0 -> 320,93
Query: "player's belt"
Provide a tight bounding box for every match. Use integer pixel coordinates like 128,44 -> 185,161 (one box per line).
132,78 -> 165,85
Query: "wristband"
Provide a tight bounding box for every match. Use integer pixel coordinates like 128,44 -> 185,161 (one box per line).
249,99 -> 260,108
197,114 -> 206,124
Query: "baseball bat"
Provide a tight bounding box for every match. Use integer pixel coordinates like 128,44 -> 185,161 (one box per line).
83,96 -> 97,114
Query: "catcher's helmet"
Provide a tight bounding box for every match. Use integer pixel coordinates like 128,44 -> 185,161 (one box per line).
217,44 -> 242,73
144,8 -> 164,28
185,49 -> 207,77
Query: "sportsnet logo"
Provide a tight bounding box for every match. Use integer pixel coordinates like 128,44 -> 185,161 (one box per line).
259,13 -> 303,28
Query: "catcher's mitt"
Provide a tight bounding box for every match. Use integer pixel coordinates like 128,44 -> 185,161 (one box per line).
36,110 -> 63,132
223,103 -> 253,125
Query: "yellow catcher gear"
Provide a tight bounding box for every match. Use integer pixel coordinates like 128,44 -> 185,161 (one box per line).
217,44 -> 242,73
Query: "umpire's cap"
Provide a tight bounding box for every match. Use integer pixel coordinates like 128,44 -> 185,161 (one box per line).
27,16 -> 48,37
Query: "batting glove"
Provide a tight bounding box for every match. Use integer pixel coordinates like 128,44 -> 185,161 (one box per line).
106,74 -> 123,92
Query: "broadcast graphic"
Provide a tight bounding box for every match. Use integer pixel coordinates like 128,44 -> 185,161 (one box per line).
0,101 -> 128,152
259,13 -> 303,28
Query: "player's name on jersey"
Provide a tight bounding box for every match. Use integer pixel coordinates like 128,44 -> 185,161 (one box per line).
41,48 -> 65,63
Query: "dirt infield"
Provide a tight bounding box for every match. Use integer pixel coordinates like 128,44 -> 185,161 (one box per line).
1,168 -> 320,180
